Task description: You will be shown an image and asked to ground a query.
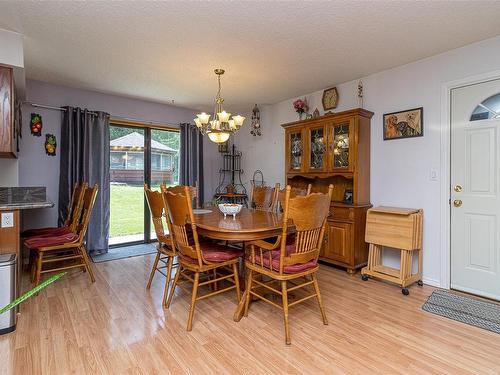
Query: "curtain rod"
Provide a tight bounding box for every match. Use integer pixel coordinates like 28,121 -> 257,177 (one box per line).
23,101 -> 179,127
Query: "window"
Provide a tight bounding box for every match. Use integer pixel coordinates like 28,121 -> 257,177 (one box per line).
470,93 -> 500,121
109,124 -> 180,246
161,154 -> 173,170
110,151 -> 126,169
125,152 -> 144,170
151,153 -> 162,171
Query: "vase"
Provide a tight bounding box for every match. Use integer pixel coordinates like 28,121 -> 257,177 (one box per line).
298,112 -> 304,120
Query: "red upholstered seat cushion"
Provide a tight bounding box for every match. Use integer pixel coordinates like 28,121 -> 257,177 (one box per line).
180,241 -> 244,264
24,232 -> 79,250
253,243 -> 317,274
22,226 -> 72,238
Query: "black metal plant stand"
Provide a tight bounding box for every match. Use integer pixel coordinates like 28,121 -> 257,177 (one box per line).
214,144 -> 248,206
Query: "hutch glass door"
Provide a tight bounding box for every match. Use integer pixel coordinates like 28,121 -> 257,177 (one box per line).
308,126 -> 326,171
288,129 -> 304,172
330,121 -> 351,171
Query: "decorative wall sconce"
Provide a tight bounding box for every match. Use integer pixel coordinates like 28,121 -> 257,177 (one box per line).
250,104 -> 261,136
358,80 -> 364,108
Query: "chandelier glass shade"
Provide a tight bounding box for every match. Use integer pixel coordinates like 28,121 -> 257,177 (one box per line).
194,69 -> 245,143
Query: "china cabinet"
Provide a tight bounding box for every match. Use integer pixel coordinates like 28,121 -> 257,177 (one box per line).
282,108 -> 373,273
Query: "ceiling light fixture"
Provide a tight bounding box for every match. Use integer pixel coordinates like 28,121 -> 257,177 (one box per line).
194,69 -> 245,143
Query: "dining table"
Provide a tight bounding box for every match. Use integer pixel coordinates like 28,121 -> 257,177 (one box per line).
193,207 -> 295,321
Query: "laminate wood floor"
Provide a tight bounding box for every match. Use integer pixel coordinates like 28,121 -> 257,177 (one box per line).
1,255 -> 499,374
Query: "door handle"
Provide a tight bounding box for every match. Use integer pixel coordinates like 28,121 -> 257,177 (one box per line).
454,185 -> 463,192
453,199 -> 462,207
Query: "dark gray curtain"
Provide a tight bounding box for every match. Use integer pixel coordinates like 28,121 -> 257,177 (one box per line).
180,122 -> 204,205
58,107 -> 110,254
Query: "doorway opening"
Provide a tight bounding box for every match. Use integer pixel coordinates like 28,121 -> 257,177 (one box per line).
109,123 -> 180,246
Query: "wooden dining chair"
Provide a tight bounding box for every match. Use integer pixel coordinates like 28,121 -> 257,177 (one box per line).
25,184 -> 99,286
251,183 -> 279,212
274,183 -> 312,213
244,184 -> 333,344
163,182 -> 200,208
144,184 -> 178,307
22,182 -> 87,238
163,186 -> 243,331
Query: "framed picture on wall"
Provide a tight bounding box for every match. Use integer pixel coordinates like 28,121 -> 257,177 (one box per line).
383,107 -> 423,140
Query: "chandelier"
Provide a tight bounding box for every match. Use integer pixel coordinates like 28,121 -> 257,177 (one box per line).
194,69 -> 245,143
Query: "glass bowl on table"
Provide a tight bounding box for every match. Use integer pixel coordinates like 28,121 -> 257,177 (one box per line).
218,203 -> 243,219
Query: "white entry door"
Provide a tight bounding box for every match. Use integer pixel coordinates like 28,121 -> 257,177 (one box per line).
450,78 -> 500,301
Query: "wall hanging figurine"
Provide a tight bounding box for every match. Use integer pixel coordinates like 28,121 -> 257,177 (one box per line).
45,134 -> 57,156
358,80 -> 364,108
30,113 -> 43,136
250,104 -> 261,136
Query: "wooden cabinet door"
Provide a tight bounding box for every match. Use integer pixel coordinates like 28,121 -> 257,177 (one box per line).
306,124 -> 327,172
323,221 -> 352,264
327,117 -> 355,172
0,67 -> 14,157
285,127 -> 306,174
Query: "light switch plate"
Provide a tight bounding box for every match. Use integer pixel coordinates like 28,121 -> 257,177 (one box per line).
430,168 -> 439,181
1,212 -> 14,228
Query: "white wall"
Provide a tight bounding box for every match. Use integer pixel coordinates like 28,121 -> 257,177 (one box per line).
228,35 -> 500,286
19,80 -> 197,230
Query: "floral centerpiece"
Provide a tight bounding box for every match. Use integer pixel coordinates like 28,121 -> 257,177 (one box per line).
293,98 -> 309,120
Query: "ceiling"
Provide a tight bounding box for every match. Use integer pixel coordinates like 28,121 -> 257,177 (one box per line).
1,1 -> 500,112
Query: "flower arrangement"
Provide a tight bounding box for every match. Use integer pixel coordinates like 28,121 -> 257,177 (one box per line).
293,98 -> 309,117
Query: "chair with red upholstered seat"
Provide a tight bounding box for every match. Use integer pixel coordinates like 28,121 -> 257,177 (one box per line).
163,186 -> 242,331
251,183 -> 279,212
25,184 -> 98,286
163,182 -> 200,208
144,184 -> 178,307
22,182 -> 87,238
273,183 -> 311,213
243,184 -> 333,344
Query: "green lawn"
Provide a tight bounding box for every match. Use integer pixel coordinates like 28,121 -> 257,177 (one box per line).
110,185 -> 146,238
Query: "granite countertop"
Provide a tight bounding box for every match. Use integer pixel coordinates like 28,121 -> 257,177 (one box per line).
0,201 -> 54,211
0,187 -> 54,210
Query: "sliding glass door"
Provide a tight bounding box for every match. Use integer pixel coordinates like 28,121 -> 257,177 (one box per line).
109,124 -> 180,246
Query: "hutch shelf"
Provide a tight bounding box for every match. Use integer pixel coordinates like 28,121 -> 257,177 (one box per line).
282,108 -> 373,274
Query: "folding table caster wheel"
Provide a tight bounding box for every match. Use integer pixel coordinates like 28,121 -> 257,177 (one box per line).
361,274 -> 369,281
417,280 -> 423,286
402,288 -> 409,296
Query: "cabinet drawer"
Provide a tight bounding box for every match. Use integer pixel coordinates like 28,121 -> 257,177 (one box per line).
331,206 -> 355,222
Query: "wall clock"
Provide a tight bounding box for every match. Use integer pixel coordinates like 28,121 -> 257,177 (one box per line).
322,87 -> 338,111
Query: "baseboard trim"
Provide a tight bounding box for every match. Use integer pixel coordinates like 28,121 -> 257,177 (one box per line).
422,277 -> 442,288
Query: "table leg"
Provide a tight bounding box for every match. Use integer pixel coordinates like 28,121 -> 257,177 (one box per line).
233,289 -> 247,322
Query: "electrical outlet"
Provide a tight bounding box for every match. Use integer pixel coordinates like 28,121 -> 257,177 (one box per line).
1,212 -> 14,228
